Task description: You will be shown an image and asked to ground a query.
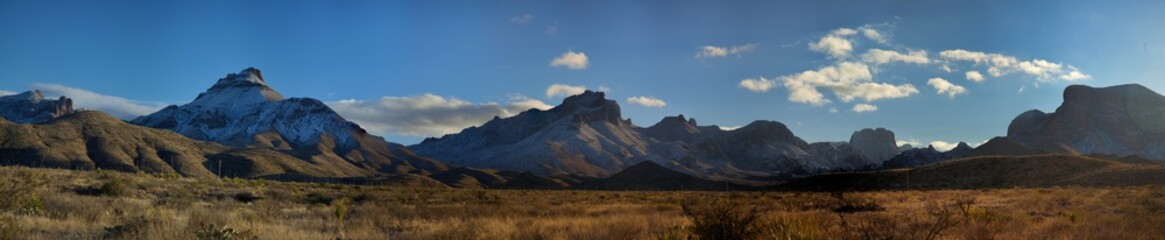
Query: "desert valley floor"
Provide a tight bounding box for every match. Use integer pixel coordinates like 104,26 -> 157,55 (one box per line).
1,165 -> 1163,240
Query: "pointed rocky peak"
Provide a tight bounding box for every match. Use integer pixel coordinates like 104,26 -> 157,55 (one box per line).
946,142 -> 974,156
955,142 -> 972,150
552,90 -> 623,124
641,114 -> 705,141
215,67 -> 268,87
647,114 -> 699,131
190,67 -> 285,108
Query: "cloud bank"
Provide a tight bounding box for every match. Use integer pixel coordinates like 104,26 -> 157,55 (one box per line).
327,94 -> 552,137
31,83 -> 167,120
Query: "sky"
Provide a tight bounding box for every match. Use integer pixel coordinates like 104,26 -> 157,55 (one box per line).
1,0 -> 1164,149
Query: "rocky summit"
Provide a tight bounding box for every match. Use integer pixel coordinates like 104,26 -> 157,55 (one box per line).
0,90 -> 75,124
1007,84 -> 1165,160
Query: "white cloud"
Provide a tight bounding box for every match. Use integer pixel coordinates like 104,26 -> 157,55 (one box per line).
550,51 -> 589,70
965,71 -> 985,82
831,28 -> 857,36
927,78 -> 967,98
828,107 -> 839,113
738,77 -> 777,93
696,44 -> 758,59
545,84 -> 587,98
809,35 -> 853,58
939,49 -> 1086,82
626,96 -> 667,107
777,62 -> 917,105
597,86 -> 612,93
1059,65 -> 1091,81
897,139 -> 921,147
929,141 -> 961,152
940,65 -> 953,73
31,83 -> 167,120
0,90 -> 15,96
859,27 -> 887,43
852,103 -> 878,112
1016,59 -> 1062,79
510,14 -> 533,24
719,125 -> 741,131
327,94 -> 552,137
860,49 -> 930,65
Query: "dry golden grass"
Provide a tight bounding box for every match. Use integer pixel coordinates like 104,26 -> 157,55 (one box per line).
0,166 -> 1163,239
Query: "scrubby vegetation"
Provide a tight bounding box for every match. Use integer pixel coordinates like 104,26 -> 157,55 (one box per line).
0,166 -> 1163,239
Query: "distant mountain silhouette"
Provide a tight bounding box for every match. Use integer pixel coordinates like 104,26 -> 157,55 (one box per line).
1008,84 -> 1165,161
414,90 -> 908,181
0,90 -> 75,123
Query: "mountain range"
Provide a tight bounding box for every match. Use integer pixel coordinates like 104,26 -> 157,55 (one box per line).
1,67 -> 1163,190
411,90 -> 911,182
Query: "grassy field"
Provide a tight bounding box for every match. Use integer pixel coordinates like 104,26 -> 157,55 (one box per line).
1,166 -> 1164,239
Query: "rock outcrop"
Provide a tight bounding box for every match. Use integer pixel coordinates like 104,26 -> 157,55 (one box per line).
0,90 -> 76,123
1007,84 -> 1165,161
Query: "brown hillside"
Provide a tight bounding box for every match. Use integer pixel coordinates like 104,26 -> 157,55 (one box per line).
0,111 -> 363,178
781,154 -> 1165,191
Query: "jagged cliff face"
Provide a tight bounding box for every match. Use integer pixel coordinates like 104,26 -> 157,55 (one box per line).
849,128 -> 900,165
132,68 -> 447,175
413,90 -> 907,179
0,90 -> 75,123
412,91 -> 657,177
1008,84 -> 1165,160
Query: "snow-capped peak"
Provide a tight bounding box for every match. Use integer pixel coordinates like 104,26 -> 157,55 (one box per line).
189,67 -> 285,108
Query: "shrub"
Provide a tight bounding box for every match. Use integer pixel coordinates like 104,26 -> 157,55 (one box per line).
233,192 -> 263,203
682,200 -> 762,240
195,224 -> 257,240
74,178 -> 129,197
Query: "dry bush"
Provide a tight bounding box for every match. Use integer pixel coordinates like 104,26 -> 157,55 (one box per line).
682,199 -> 763,240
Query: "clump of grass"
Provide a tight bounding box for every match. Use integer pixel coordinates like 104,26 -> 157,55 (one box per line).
0,216 -> 23,240
195,224 -> 256,240
74,176 -> 130,197
682,199 -> 763,240
830,192 -> 884,213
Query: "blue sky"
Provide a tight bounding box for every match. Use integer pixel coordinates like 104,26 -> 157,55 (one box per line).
1,0 -> 1163,148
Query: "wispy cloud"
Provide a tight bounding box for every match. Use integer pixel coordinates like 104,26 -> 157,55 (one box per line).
939,49 -> 1090,81
31,83 -> 167,120
510,14 -> 533,24
626,96 -> 667,107
861,49 -> 930,65
926,78 -> 967,98
696,44 -> 758,59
